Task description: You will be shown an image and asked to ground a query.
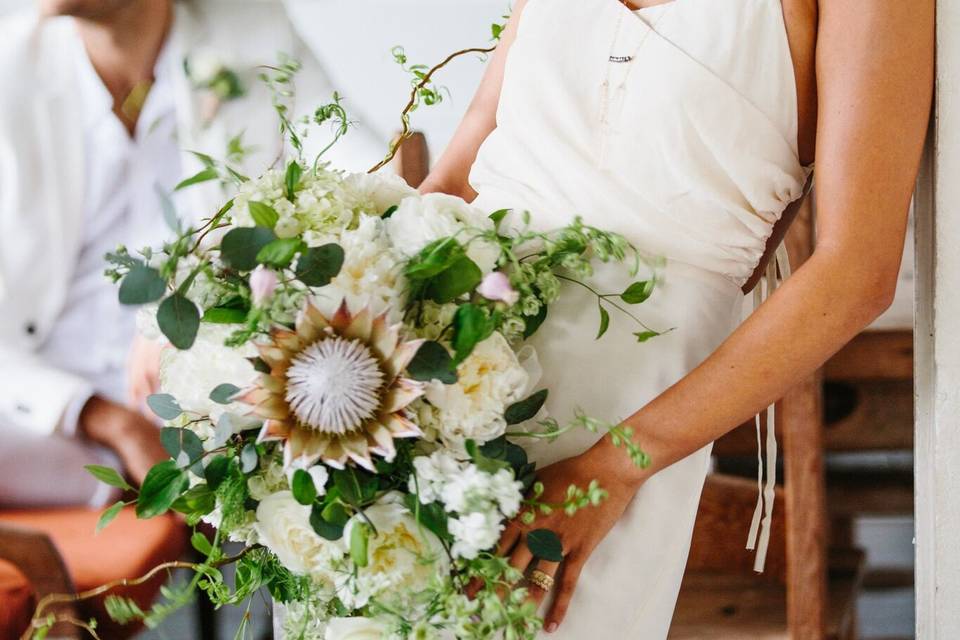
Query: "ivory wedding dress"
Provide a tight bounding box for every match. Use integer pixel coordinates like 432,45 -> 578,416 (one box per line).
469,0 -> 811,636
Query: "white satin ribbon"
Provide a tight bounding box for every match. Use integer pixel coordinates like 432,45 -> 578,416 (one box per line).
745,241 -> 792,572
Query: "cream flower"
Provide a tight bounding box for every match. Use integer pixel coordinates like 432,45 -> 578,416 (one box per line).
424,332 -> 529,449
324,617 -> 390,640
254,491 -> 346,587
386,193 -> 501,274
339,492 -> 450,610
342,171 -> 417,217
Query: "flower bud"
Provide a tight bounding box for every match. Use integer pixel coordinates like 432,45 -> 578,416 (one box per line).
477,271 -> 519,306
249,265 -> 278,306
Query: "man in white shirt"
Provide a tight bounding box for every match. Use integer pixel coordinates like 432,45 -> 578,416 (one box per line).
0,0 -> 385,507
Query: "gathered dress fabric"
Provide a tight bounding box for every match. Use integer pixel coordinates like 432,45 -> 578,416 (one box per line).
468,0 -> 811,636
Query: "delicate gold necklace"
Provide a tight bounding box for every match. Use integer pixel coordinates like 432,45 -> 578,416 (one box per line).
119,78 -> 154,125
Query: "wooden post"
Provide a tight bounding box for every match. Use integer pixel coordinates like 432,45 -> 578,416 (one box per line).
914,2 -> 960,634
782,198 -> 828,639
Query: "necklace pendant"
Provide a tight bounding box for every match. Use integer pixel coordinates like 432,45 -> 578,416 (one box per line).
609,55 -> 634,63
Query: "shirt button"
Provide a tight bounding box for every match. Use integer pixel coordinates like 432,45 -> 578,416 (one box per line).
25,322 -> 37,336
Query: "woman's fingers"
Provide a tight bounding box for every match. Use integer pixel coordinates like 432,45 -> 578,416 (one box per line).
508,538 -> 534,575
497,519 -> 523,556
545,556 -> 585,633
528,559 -> 560,606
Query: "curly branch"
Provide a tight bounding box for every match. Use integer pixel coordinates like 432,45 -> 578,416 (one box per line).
368,45 -> 496,174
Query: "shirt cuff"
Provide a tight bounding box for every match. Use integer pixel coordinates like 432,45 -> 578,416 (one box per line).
59,384 -> 96,438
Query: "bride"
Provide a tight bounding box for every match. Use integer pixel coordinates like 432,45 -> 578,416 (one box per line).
419,0 -> 932,636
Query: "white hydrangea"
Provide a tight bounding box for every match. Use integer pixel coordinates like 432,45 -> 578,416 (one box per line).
310,216 -> 407,322
338,492 -> 449,610
423,333 -> 529,450
409,451 -> 523,560
386,193 -> 501,274
159,324 -> 258,423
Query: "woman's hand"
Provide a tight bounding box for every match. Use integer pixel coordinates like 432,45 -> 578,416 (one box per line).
498,443 -> 645,633
127,334 -> 166,414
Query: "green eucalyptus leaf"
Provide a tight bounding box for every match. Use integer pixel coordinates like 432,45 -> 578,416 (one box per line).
220,227 -> 276,271
295,243 -> 344,286
596,304 -> 610,339
256,237 -> 303,268
504,389 -> 549,425
406,341 -> 457,384
203,307 -> 249,324
85,464 -> 133,491
209,383 -> 241,405
426,256 -> 482,304
292,469 -> 318,505
136,460 -> 189,518
160,427 -> 204,470
146,394 -> 182,420
157,294 -> 200,350
118,265 -> 167,305
240,443 -> 259,473
248,201 -> 280,229
526,528 -> 564,562
96,501 -> 126,533
174,167 -> 218,191
621,280 -> 655,305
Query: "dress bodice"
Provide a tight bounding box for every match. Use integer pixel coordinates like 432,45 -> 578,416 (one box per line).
469,0 -> 812,286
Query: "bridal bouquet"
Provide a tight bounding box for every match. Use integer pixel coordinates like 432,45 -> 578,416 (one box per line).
28,59 -> 660,640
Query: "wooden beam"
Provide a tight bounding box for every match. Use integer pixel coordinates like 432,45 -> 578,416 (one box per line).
824,331 -> 914,381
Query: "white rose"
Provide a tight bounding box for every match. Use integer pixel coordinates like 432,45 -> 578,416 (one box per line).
324,617 -> 389,640
340,492 -> 449,609
254,491 -> 346,586
386,193 -> 500,274
342,172 -> 418,216
159,325 -> 258,423
425,333 -> 529,450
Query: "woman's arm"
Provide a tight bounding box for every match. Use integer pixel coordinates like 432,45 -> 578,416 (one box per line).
505,1 -> 934,632
418,0 -> 529,199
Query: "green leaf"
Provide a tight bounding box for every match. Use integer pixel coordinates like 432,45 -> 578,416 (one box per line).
310,503 -> 346,541
248,201 -> 280,229
157,294 -> 201,350
155,183 -> 180,232
220,227 -> 277,271
174,167 -> 218,191
596,304 -> 610,339
295,243 -> 344,287
523,303 -> 548,339
527,528 -> 564,562
209,383 -> 241,405
426,256 -> 482,303
405,238 -> 462,280
291,469 -> 317,505
171,484 -> 216,517
136,460 -> 189,518
452,304 -> 494,364
146,394 -> 182,420
634,330 -> 660,343
489,208 -> 510,228
118,264 -> 167,305
504,389 -> 549,425
204,455 -> 231,490
406,341 -> 457,384
284,161 -> 303,200
381,205 -> 398,219
203,307 -> 249,324
256,237 -> 304,268
240,443 -> 259,473
160,427 -> 204,468
85,464 -> 133,491
349,521 -> 371,568
191,531 -> 213,556
96,501 -> 126,533
403,494 -> 451,542
621,280 -> 655,305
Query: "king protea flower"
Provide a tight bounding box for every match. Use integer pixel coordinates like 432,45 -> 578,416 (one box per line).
241,300 -> 425,471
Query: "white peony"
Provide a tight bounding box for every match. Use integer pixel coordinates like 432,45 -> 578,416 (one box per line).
159,324 -> 258,423
254,491 -> 347,587
341,172 -> 417,216
424,333 -> 529,450
310,216 -> 407,322
339,492 -> 449,610
324,617 -> 390,640
386,193 -> 500,274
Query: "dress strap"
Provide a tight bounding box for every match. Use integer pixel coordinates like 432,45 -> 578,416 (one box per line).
745,171 -> 813,573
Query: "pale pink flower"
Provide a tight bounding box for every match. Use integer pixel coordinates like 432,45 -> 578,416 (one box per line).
249,266 -> 278,306
477,271 -> 519,306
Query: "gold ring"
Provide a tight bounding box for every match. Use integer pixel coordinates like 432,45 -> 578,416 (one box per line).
528,569 -> 555,592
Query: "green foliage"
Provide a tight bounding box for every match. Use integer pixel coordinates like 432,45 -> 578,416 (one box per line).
621,280 -> 655,304
425,255 -> 482,303
406,341 -> 457,384
96,501 -> 126,533
203,306 -> 248,324
285,160 -> 303,200
203,455 -> 232,490
291,469 -> 317,505
118,264 -> 167,305
256,237 -> 304,268
504,389 -> 549,425
175,167 -> 218,191
596,303 -> 610,339
137,460 -> 189,518
526,529 -> 563,562
209,383 -> 241,404
295,243 -> 344,286
157,294 -> 201,349
220,226 -> 277,271
248,201 -> 280,229
310,501 -> 348,541
84,464 -> 132,491
147,393 -> 182,420
451,303 -> 495,364
160,427 -> 204,471
349,520 -> 371,568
